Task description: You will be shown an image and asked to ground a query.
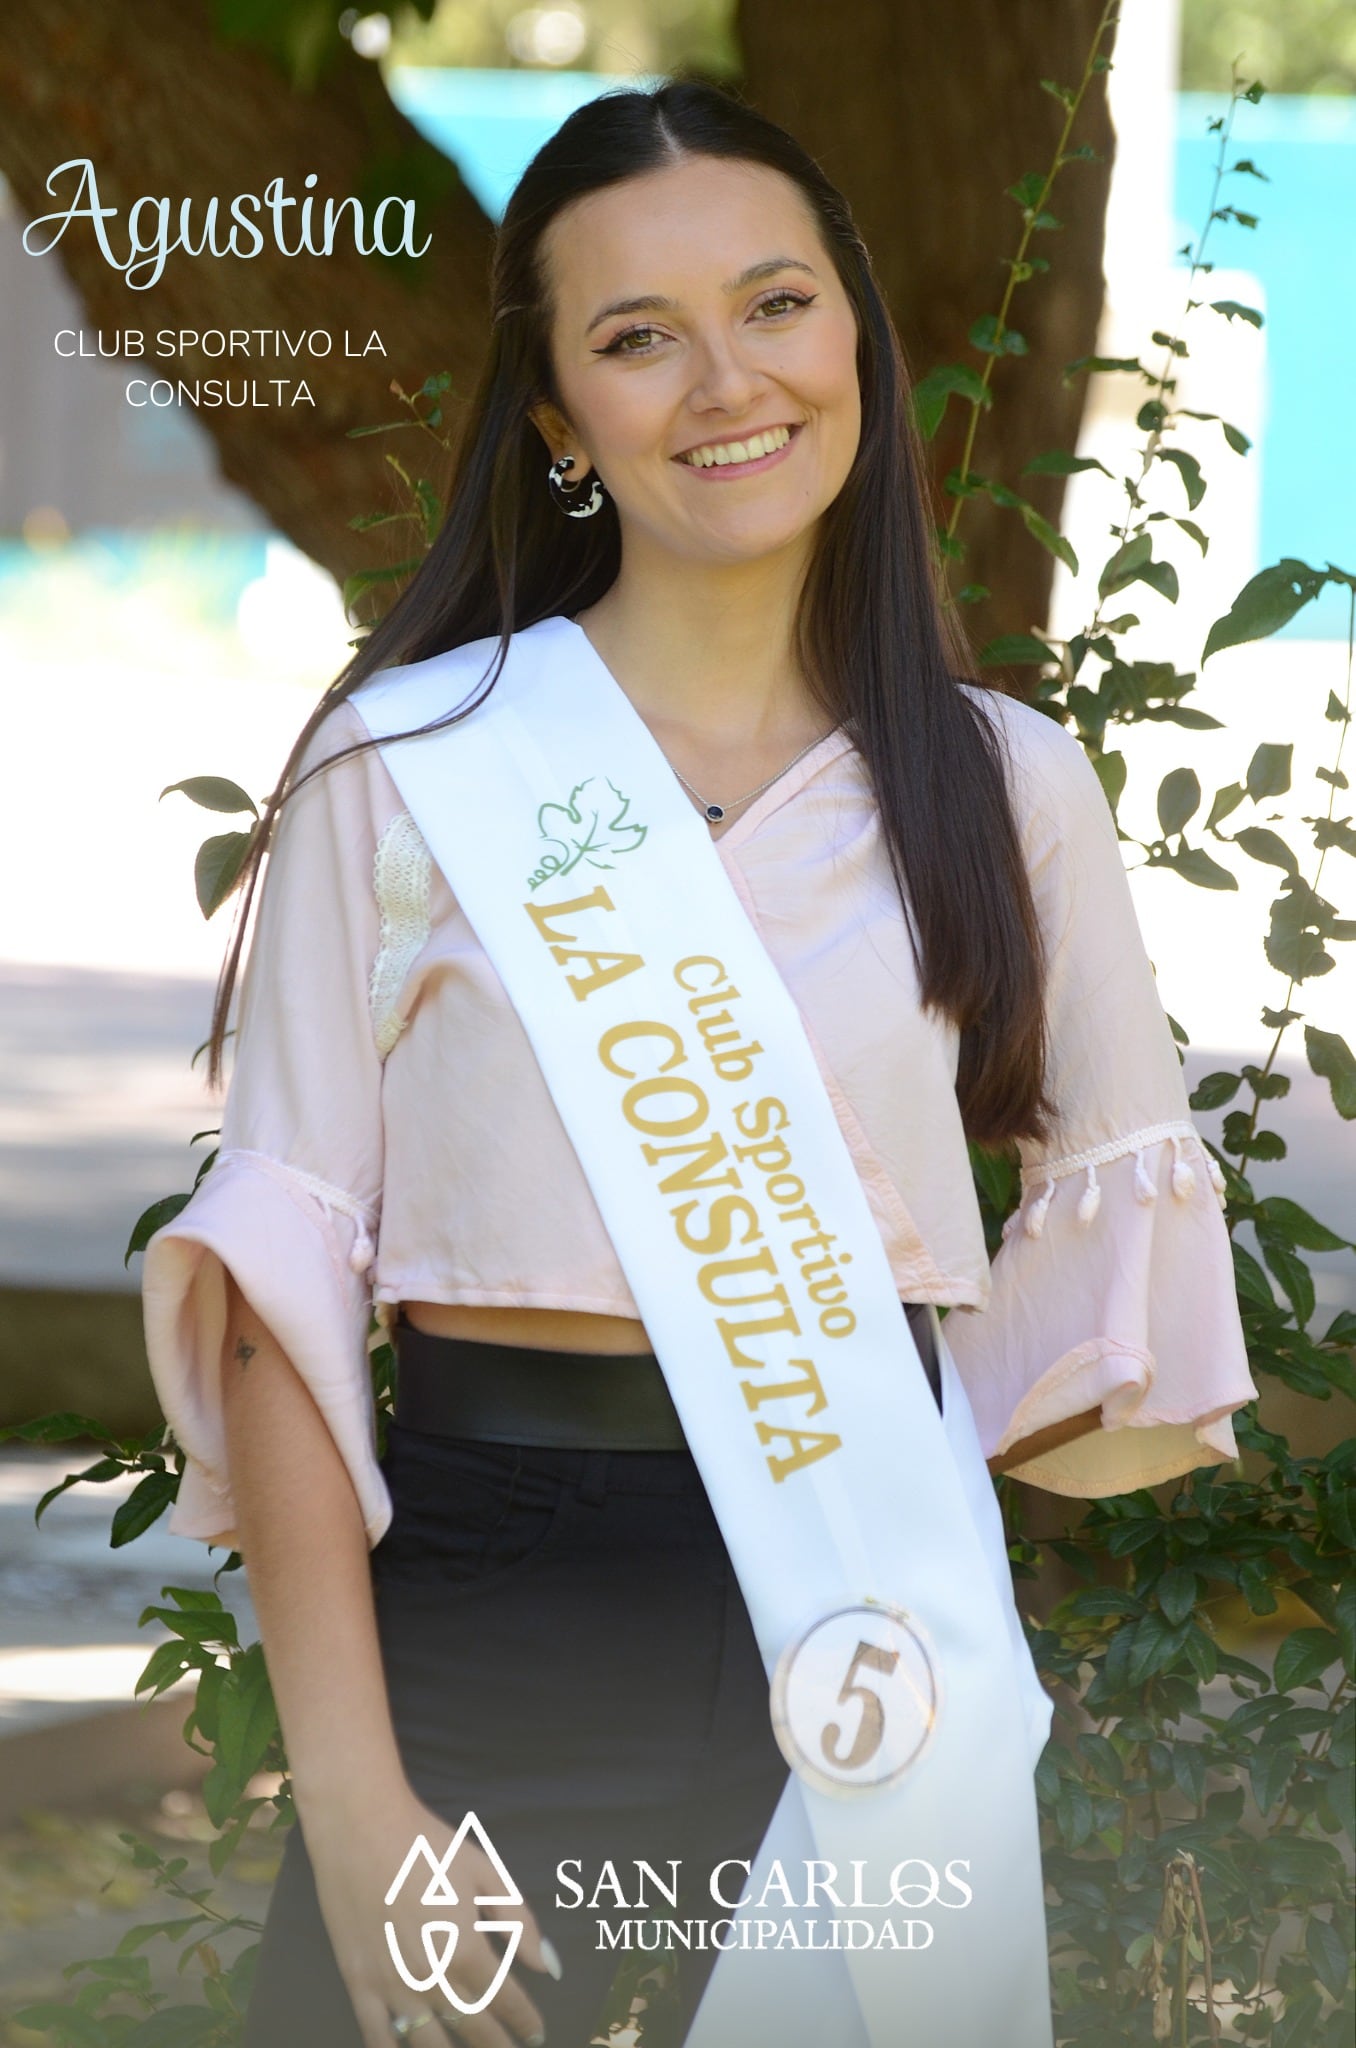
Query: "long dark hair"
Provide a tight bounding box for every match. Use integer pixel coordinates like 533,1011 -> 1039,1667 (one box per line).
205,77 -> 1051,1147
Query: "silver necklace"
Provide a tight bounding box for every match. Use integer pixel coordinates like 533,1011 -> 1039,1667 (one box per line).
669,722 -> 845,825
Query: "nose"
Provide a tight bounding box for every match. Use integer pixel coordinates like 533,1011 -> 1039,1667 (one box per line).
684,323 -> 769,418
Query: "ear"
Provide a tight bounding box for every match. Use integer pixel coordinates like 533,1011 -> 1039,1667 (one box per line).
527,400 -> 594,482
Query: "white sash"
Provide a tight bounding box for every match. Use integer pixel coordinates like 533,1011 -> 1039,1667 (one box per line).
355,615 -> 1054,2047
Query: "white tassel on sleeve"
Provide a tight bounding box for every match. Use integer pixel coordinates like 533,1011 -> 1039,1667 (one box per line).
1133,1147 -> 1158,1204
1076,1165 -> 1101,1226
1170,1132 -> 1197,1200
1024,1175 -> 1056,1239
1205,1152 -> 1228,1207
349,1222 -> 376,1276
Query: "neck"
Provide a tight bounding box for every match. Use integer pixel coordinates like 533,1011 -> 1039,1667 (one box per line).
573,532 -> 823,749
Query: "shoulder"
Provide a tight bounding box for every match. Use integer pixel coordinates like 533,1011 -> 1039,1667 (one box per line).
956,681 -> 1114,856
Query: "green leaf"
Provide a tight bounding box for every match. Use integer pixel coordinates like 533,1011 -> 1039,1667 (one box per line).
1241,1061 -> 1289,1099
195,830 -> 251,919
125,1192 -> 191,1266
1098,532 -> 1151,597
160,776 -> 258,819
1062,354 -> 1146,385
1210,299 -> 1265,328
1254,1196 -> 1350,1251
1172,516 -> 1210,555
1006,172 -> 1046,208
1019,504 -> 1077,573
111,1468 -> 179,1547
1258,1230 -> 1315,1326
1141,704 -> 1223,731
1221,419 -> 1252,455
216,1649 -> 279,1788
1232,1242 -> 1275,1309
10,2007 -> 110,2048
347,508 -> 415,532
1232,826 -> 1298,874
1092,751 -> 1127,813
1189,1071 -> 1241,1110
0,1410 -> 120,1447
1161,846 -> 1237,890
1206,782 -> 1246,831
1246,741 -> 1293,800
1021,449 -> 1111,479
1157,1567 -> 1199,1626
1305,1025 -> 1356,1119
1312,818 -> 1356,858
1155,447 -> 1206,509
968,315 -> 1027,357
976,634 -> 1056,668
1326,689 -> 1351,724
1157,767 -> 1201,836
341,559 -> 423,616
1249,1739 -> 1295,1815
1204,561 -> 1324,661
1224,1110 -> 1286,1160
1305,1915 -> 1350,2003
1137,559 -> 1180,603
909,363 -> 994,441
1274,1628 -> 1341,1694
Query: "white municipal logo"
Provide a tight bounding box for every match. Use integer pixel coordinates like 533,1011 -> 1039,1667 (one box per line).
384,1813 -> 525,2016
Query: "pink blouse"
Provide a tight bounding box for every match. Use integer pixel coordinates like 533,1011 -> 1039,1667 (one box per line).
140,622 -> 1258,1550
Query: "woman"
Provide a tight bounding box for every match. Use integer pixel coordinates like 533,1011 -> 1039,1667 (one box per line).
141,80 -> 1256,2048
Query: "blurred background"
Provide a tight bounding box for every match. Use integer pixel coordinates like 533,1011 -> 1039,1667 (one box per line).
0,0 -> 1352,2014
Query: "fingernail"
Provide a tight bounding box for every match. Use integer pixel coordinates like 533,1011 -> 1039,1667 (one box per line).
540,1937 -> 564,1981
525,2033 -> 547,2047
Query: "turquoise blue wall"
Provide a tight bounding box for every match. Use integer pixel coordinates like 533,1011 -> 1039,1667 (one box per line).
1174,94 -> 1355,639
390,71 -> 1356,642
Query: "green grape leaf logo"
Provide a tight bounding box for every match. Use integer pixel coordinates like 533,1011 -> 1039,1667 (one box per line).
526,777 -> 648,890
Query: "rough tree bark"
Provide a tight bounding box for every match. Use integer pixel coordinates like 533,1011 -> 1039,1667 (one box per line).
737,0 -> 1118,654
1,0 -> 1116,644
0,0 -> 493,584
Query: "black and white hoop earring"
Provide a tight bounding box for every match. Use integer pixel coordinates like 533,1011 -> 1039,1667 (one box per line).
548,454 -> 606,519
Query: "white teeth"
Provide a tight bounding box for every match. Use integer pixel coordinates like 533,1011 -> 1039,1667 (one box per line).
681,424 -> 793,468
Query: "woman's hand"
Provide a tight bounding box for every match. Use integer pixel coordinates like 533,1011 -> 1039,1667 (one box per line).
303,1780 -> 558,2048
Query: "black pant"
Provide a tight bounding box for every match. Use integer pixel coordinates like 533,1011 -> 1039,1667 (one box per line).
242,1316 -> 943,2046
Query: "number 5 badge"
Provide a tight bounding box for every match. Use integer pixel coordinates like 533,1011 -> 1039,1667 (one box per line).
770,1604 -> 940,1797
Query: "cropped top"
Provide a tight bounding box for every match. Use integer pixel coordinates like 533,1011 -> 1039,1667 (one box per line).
140,616 -> 1258,1551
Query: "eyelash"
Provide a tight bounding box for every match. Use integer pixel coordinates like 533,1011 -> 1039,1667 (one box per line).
593,288 -> 818,357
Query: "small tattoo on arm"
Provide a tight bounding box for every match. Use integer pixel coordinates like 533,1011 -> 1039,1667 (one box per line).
233,1337 -> 257,1370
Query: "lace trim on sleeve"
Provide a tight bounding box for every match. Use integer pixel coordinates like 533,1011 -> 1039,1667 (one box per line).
369,810 -> 432,1060
1004,1120 -> 1227,1242
217,1147 -> 380,1276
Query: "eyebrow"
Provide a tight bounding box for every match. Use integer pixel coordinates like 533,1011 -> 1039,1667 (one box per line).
584,256 -> 819,336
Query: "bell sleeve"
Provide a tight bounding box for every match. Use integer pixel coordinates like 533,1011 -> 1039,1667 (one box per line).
943,694 -> 1259,1498
140,698 -> 394,1551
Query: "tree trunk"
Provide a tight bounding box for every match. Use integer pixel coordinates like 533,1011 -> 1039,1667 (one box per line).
737,0 -> 1118,656
0,0 -> 494,585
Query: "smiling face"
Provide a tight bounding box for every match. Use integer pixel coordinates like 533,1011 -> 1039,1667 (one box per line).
531,153 -> 862,571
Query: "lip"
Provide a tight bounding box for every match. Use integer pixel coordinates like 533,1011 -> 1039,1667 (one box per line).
672,421 -> 803,480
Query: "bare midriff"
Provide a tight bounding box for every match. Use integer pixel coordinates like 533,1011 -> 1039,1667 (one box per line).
399,1300 -> 655,1355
